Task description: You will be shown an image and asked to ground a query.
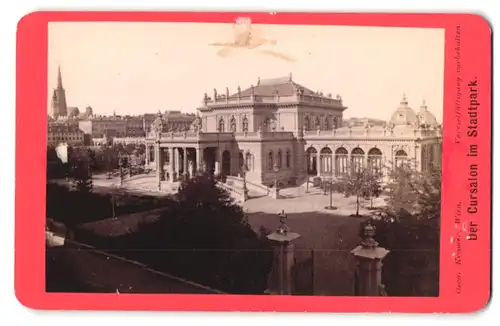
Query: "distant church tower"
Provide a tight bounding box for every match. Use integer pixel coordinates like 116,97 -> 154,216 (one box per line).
50,66 -> 68,119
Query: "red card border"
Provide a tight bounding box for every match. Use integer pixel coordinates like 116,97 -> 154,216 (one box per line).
15,11 -> 492,313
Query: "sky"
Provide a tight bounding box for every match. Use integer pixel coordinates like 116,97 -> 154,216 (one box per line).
48,22 -> 445,121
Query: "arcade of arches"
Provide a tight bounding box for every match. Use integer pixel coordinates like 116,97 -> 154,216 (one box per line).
305,146 -> 407,177
146,140 -> 419,186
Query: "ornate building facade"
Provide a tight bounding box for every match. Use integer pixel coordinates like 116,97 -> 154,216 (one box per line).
146,75 -> 442,187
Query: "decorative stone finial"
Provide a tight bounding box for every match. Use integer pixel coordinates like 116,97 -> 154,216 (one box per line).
203,92 -> 209,103
250,85 -> 255,96
237,85 -> 241,97
213,88 -> 218,101
420,99 -> 428,111
288,72 -> 292,81
360,221 -> 379,249
257,77 -> 261,85
226,87 -> 230,98
401,93 -> 408,105
277,210 -> 288,235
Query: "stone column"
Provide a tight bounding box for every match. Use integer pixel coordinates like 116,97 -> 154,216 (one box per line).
155,144 -> 165,182
167,147 -> 174,181
266,213 -> 301,295
183,147 -> 188,179
316,154 -> 321,177
196,147 -> 202,173
145,144 -> 149,166
351,222 -> 389,296
172,147 -> 178,182
331,154 -> 335,179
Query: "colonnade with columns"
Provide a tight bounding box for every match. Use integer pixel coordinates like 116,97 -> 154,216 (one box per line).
147,143 -> 224,183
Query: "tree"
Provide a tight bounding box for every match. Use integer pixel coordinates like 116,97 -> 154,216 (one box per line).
362,172 -> 383,210
100,146 -> 119,178
116,174 -> 274,294
384,161 -> 442,221
125,143 -> 136,155
339,169 -> 372,216
72,157 -> 93,193
359,162 -> 442,296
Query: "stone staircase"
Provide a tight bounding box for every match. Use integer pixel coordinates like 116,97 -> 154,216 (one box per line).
223,176 -> 271,199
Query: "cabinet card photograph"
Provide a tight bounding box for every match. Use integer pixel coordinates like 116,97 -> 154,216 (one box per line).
15,12 -> 491,313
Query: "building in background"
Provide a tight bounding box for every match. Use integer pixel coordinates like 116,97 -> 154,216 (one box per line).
47,123 -> 85,147
50,66 -> 68,119
47,68 -> 196,143
79,112 -> 195,141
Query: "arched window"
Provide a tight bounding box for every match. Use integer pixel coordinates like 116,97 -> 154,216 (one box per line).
333,117 -> 339,129
149,146 -> 155,162
367,148 -> 383,176
267,151 -> 274,170
428,145 -> 435,170
335,147 -> 348,176
277,149 -> 283,168
305,147 -> 318,175
230,116 -> 237,132
242,116 -> 249,132
285,150 -> 291,168
320,147 -> 333,173
218,118 -> 225,132
351,147 -> 365,173
245,152 -> 253,171
395,149 -> 408,168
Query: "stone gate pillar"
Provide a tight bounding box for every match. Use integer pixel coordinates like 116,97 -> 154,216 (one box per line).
266,210 -> 301,295
351,221 -> 389,296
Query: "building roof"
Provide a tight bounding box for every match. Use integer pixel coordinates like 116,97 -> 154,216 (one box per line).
231,75 -> 329,98
416,100 -> 438,126
48,124 -> 83,133
389,94 -> 419,126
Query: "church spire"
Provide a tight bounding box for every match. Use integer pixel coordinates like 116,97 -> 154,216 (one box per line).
57,65 -> 63,89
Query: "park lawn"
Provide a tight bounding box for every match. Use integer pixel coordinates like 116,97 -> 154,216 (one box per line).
78,207 -> 169,237
248,211 -> 369,296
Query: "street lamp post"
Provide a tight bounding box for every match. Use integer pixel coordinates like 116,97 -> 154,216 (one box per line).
242,164 -> 249,201
273,163 -> 279,189
119,155 -> 124,187
272,163 -> 281,199
111,186 -> 117,219
325,165 -> 338,210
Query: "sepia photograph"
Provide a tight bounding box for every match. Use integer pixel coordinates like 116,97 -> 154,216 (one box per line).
45,20 -> 444,297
